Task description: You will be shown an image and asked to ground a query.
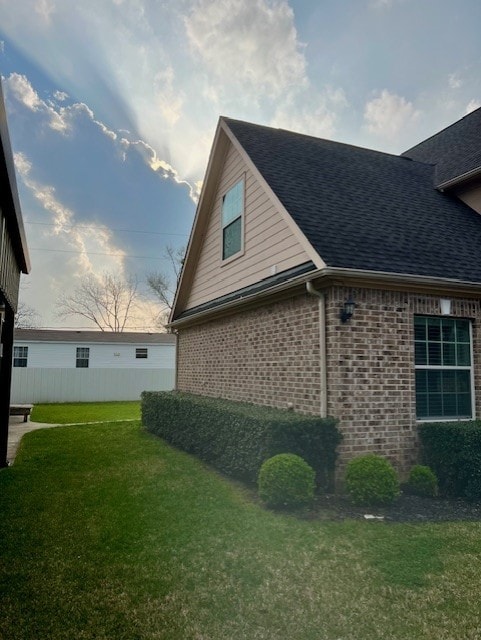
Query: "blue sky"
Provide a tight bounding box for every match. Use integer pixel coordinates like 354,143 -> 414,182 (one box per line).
1,0 -> 480,329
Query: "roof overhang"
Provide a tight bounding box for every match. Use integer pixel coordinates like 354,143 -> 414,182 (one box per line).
0,79 -> 30,274
169,266 -> 481,329
437,166 -> 481,191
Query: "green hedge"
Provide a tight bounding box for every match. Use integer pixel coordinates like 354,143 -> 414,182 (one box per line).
141,391 -> 341,489
418,421 -> 481,499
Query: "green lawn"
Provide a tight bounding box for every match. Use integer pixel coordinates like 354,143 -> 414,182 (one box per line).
2,420 -> 481,639
31,401 -> 140,423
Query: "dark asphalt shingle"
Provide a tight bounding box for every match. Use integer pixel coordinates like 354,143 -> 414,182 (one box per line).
402,107 -> 481,186
224,117 -> 481,284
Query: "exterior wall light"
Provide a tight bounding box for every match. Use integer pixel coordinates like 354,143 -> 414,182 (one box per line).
340,299 -> 355,323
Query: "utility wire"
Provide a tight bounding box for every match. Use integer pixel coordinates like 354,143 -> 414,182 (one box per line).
29,247 -> 166,260
24,219 -> 189,237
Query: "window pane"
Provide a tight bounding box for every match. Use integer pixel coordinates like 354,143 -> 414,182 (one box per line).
414,341 -> 427,365
443,394 -> 457,416
457,343 -> 471,366
223,217 -> 242,259
458,393 -> 472,417
441,318 -> 456,342
416,394 -> 428,419
415,370 -> 427,393
443,370 -> 456,393
456,370 -> 471,393
222,181 -> 243,227
414,317 -> 426,341
456,320 -> 470,343
428,342 -> 442,365
429,394 -> 443,417
427,318 -> 441,342
442,342 -> 456,366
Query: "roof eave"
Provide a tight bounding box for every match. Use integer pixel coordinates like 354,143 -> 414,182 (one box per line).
169,267 -> 481,328
437,166 -> 481,191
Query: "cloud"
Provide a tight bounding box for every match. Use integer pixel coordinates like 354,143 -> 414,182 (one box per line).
54,90 -> 69,101
364,89 -> 420,139
13,150 -> 164,329
448,73 -> 462,90
4,72 -> 198,200
465,99 -> 481,114
185,0 -> 306,100
35,0 -> 56,25
272,86 -> 348,139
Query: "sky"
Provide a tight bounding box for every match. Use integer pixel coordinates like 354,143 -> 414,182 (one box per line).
0,0 -> 480,330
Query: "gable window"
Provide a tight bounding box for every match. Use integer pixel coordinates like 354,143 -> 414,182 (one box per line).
76,347 -> 90,368
136,348 -> 148,359
13,346 -> 28,367
222,179 -> 244,260
415,316 -> 473,420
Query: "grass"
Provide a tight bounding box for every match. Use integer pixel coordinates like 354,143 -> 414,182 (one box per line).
31,401 -> 140,423
2,420 -> 481,638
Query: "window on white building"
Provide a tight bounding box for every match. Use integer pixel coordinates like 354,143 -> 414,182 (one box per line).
13,346 -> 28,367
76,347 -> 90,368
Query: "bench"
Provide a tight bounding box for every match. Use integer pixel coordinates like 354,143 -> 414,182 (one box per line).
9,404 -> 33,422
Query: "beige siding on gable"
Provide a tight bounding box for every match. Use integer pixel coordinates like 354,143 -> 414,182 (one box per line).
184,142 -> 311,310
456,182 -> 481,215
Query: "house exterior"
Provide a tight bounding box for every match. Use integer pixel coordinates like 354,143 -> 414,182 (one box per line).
12,329 -> 176,403
169,110 -> 481,474
0,79 -> 30,467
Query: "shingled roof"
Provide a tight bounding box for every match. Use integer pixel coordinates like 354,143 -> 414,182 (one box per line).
224,117 -> 481,284
14,329 -> 175,344
402,106 -> 481,187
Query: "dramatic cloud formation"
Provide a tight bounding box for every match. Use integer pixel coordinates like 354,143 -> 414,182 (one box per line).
185,0 -> 306,99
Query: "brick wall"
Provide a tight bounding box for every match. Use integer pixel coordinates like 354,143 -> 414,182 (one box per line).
177,285 -> 481,476
327,287 -> 481,473
176,294 -> 321,413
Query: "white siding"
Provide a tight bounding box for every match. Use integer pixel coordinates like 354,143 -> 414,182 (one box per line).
184,141 -> 311,310
11,368 -> 174,403
15,342 -> 175,369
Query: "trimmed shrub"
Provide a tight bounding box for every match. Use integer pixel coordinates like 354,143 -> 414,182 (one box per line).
258,454 -> 315,509
141,391 -> 341,488
407,465 -> 438,498
345,454 -> 400,506
418,421 -> 481,499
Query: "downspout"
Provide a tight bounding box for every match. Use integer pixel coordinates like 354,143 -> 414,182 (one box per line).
306,281 -> 327,418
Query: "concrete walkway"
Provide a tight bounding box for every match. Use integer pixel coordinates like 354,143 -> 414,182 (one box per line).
7,416 -> 61,464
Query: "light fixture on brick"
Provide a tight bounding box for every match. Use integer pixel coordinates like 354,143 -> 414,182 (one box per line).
340,298 -> 355,323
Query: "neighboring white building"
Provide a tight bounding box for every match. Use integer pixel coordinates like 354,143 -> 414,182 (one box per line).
11,329 -> 176,403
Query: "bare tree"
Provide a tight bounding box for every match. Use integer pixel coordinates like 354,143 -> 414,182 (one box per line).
147,244 -> 185,312
15,302 -> 42,328
57,272 -> 140,332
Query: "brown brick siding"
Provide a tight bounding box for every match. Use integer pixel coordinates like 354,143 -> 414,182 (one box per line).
177,285 -> 481,476
176,294 -> 321,413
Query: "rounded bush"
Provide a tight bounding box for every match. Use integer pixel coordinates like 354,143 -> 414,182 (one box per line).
345,454 -> 400,506
407,465 -> 438,498
258,453 -> 315,509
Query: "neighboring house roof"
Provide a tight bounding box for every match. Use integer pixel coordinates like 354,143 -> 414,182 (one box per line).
223,117 -> 481,284
0,79 -> 30,275
402,107 -> 481,188
14,329 -> 176,344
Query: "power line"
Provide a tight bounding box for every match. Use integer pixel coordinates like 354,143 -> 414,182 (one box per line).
29,247 -> 166,260
24,219 -> 189,237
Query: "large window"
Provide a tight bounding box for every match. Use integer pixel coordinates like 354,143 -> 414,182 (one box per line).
222,179 -> 244,260
76,347 -> 90,368
415,316 -> 473,420
13,346 -> 28,367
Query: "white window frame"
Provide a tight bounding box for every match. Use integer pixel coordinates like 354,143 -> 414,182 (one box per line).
13,345 -> 28,367
76,347 -> 90,368
415,316 -> 475,422
221,178 -> 245,263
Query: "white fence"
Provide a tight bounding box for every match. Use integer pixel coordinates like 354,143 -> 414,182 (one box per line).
11,368 -> 175,403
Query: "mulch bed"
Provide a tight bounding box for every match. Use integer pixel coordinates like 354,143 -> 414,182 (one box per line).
310,492 -> 481,523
